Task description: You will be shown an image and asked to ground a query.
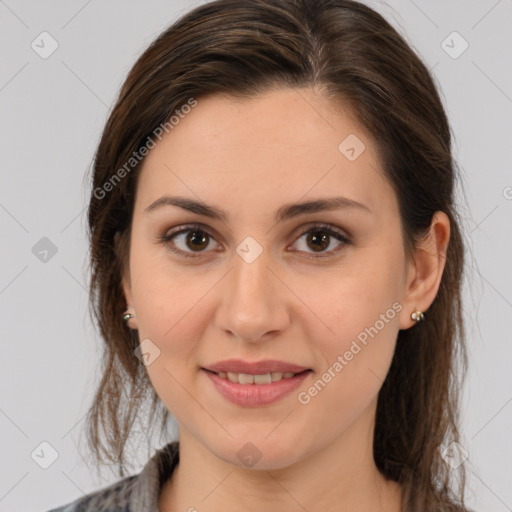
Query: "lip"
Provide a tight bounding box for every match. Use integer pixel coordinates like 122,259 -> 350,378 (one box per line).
203,368 -> 312,407
203,359 -> 310,375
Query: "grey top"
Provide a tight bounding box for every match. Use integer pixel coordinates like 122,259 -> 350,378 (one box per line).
46,441 -> 179,512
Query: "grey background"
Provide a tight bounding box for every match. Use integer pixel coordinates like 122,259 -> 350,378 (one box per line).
0,1 -> 511,511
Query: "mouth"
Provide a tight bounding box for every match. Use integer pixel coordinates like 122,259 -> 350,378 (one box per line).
202,368 -> 312,385
201,363 -> 313,407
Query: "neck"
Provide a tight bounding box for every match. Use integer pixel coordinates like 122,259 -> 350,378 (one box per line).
159,401 -> 402,512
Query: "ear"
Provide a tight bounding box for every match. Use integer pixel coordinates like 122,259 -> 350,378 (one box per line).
398,211 -> 450,330
115,231 -> 139,330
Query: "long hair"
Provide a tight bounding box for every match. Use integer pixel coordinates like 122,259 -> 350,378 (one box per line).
83,1 -> 468,510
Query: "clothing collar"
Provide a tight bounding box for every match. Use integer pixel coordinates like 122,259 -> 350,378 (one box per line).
128,440 -> 180,511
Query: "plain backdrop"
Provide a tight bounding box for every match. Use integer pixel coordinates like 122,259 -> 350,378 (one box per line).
0,1 -> 511,511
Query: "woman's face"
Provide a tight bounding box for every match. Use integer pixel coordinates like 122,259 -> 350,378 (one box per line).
122,87 -> 415,469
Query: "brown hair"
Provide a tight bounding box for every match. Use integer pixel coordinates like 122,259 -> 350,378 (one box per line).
83,1 -> 468,510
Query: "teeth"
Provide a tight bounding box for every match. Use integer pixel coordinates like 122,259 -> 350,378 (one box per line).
254,373 -> 272,385
218,371 -> 300,384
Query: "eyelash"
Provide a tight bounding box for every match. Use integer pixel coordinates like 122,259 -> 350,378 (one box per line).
157,222 -> 351,260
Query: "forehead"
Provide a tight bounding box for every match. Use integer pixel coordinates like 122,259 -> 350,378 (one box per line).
135,88 -> 396,219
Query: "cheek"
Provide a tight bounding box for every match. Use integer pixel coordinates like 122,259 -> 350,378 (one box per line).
292,267 -> 402,439
296,247 -> 404,388
127,246 -> 234,402
130,265 -> 210,418
305,250 -> 402,332
129,240 -> 214,341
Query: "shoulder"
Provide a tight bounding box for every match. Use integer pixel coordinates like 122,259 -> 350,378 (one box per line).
45,441 -> 180,512
45,474 -> 138,512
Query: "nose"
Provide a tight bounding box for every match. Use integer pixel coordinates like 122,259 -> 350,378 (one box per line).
214,245 -> 290,343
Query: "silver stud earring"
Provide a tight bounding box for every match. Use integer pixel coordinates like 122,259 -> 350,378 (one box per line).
411,310 -> 425,322
123,306 -> 135,324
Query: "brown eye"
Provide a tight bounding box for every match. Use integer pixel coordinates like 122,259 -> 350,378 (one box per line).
159,222 -> 350,260
290,223 -> 351,259
160,224 -> 219,258
305,230 -> 331,252
184,230 -> 210,251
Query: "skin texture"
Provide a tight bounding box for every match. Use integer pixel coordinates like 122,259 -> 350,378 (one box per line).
121,87 -> 450,512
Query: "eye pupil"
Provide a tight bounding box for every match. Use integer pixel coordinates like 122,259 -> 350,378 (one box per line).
187,231 -> 209,251
307,231 -> 329,252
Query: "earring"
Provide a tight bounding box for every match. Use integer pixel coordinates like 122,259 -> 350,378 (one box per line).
123,306 -> 135,324
411,310 -> 425,322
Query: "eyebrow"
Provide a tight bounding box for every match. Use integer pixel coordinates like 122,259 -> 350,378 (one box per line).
144,195 -> 371,222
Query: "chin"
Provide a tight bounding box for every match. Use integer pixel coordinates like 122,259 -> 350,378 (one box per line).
206,432 -> 308,471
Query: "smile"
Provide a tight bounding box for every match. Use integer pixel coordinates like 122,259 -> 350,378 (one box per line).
213,371 -> 303,385
202,368 -> 312,407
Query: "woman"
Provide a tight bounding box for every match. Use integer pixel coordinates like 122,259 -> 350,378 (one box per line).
48,0 -> 470,510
